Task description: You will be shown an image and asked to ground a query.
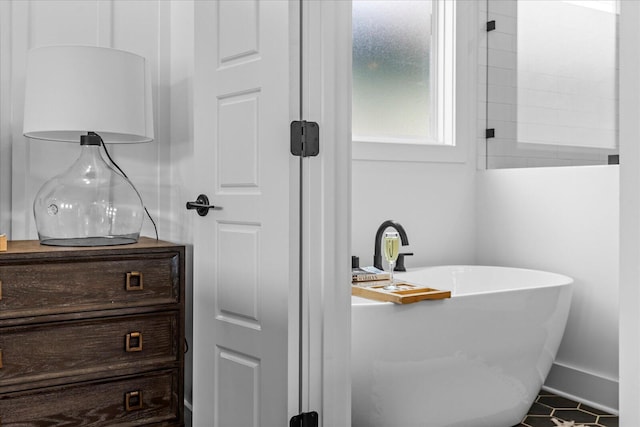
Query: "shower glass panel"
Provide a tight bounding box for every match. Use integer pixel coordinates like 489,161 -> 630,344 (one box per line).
485,0 -> 619,169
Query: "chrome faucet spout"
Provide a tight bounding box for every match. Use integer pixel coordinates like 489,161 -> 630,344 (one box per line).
373,220 -> 409,270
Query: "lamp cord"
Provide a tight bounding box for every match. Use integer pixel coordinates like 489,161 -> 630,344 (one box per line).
96,134 -> 159,241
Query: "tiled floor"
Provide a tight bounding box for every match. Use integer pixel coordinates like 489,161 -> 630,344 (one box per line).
513,390 -> 619,427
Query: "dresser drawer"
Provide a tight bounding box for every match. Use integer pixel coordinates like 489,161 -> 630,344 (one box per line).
0,253 -> 180,319
0,369 -> 182,426
0,312 -> 179,388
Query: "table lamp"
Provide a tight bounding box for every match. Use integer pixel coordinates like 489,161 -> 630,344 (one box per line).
23,45 -> 154,246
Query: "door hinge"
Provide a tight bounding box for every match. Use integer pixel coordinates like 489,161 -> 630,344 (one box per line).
485,128 -> 495,139
487,20 -> 496,32
290,411 -> 319,427
290,120 -> 319,157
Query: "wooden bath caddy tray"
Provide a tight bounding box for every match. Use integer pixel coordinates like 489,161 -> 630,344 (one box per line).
352,282 -> 451,304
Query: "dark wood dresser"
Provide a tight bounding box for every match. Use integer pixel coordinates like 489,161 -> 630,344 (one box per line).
0,238 -> 185,426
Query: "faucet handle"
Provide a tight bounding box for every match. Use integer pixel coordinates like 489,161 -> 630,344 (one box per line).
394,252 -> 414,272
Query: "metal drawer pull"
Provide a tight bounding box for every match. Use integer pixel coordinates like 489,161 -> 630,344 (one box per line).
125,332 -> 143,352
125,390 -> 143,411
126,271 -> 143,291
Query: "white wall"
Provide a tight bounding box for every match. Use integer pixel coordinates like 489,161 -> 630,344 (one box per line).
476,165 -> 619,411
351,160 -> 477,268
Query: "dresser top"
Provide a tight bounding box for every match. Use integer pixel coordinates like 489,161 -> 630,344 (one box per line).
1,237 -> 182,257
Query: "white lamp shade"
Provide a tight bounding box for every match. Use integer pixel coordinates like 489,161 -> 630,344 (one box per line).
23,45 -> 154,143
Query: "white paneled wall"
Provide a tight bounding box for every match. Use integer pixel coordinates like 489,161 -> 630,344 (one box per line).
0,2 -> 11,236
0,0 -> 172,241
480,0 -> 617,169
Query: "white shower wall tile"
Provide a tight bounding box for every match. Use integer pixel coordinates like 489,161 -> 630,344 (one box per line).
488,49 -> 516,70
489,14 -> 517,35
488,67 -> 516,87
488,0 -> 516,17
488,102 -> 515,122
488,30 -> 515,52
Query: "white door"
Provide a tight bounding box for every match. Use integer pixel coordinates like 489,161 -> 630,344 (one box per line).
191,1 -> 299,426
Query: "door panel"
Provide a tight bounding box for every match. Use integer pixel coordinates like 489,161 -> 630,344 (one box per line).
192,1 -> 297,425
218,1 -> 259,64
217,223 -> 260,325
217,92 -> 260,190
216,347 -> 260,427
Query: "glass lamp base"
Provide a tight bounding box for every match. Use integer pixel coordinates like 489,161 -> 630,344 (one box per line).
39,234 -> 139,247
33,137 -> 145,248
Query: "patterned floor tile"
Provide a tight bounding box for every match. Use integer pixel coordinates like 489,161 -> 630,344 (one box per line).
513,391 -> 618,427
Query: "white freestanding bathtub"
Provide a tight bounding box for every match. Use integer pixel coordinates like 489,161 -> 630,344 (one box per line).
351,265 -> 573,427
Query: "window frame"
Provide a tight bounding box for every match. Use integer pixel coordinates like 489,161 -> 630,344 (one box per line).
352,0 -> 476,164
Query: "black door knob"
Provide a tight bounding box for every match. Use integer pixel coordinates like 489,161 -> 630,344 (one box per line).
186,194 -> 218,216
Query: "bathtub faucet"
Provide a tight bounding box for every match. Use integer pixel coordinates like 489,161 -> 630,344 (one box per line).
373,220 -> 409,270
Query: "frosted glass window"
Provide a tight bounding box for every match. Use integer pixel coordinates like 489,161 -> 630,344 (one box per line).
352,0 -> 435,143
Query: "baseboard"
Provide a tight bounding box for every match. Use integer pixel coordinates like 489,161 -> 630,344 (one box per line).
544,361 -> 618,415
